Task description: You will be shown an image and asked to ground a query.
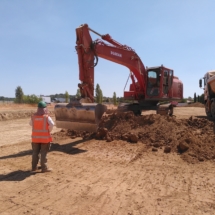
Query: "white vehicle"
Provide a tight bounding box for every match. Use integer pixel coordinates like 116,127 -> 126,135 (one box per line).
53,98 -> 70,103
41,96 -> 51,104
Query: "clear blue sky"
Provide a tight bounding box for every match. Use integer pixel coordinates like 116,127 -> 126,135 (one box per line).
1,0 -> 215,98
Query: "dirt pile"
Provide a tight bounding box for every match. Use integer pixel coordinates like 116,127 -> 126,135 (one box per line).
99,112 -> 215,163
52,129 -> 93,141
0,111 -> 35,121
187,102 -> 204,108
0,103 -> 55,121
0,110 -> 55,121
53,111 -> 215,163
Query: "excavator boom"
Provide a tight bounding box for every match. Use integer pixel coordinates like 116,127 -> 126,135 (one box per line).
76,24 -> 147,102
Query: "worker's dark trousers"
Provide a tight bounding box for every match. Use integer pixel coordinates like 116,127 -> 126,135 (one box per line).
31,142 -> 51,171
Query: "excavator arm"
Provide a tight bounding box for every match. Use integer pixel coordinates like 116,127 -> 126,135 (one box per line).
76,24 -> 147,102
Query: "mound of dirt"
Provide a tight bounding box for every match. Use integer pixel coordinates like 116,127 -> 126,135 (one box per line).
99,112 -> 215,163
187,102 -> 204,108
52,129 -> 93,141
0,110 -> 55,121
52,111 -> 215,163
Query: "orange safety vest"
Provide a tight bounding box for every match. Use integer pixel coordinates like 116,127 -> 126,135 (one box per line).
31,115 -> 53,143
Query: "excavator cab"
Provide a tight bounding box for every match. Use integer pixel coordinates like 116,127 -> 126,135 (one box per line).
145,66 -> 176,116
146,69 -> 161,96
162,69 -> 173,95
146,66 -> 173,99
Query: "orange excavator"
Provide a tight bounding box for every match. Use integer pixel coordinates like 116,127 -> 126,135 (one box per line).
55,24 -> 183,132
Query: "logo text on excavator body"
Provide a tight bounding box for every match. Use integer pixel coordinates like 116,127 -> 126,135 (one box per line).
111,51 -> 122,57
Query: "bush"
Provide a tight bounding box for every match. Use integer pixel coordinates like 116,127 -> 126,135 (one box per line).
65,91 -> 69,103
113,92 -> 117,105
180,98 -> 187,103
23,95 -> 42,104
15,86 -> 24,103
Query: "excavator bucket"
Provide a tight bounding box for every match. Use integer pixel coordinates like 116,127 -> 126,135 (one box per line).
54,101 -> 107,132
156,103 -> 173,116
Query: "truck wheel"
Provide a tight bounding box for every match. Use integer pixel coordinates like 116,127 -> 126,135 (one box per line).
168,105 -> 173,116
211,102 -> 215,120
205,106 -> 212,118
133,110 -> 141,116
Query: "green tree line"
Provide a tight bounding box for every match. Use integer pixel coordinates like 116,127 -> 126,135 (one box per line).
15,86 -> 42,104
193,92 -> 204,104
10,85 -> 203,105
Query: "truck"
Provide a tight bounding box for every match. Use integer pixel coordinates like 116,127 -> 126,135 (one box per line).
199,70 -> 215,119
41,96 -> 51,104
55,24 -> 183,132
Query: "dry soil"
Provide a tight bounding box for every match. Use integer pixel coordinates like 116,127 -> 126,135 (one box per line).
1,103 -> 215,215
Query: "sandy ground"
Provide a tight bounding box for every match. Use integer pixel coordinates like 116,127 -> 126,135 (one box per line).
0,118 -> 61,147
1,105 -> 215,215
142,107 -> 205,119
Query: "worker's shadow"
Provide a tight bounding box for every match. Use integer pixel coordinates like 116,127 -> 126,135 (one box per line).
0,138 -> 88,161
0,149 -> 32,160
0,170 -> 36,181
50,139 -> 87,155
0,139 -> 88,181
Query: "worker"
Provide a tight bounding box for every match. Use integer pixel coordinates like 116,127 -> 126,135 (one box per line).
29,101 -> 54,173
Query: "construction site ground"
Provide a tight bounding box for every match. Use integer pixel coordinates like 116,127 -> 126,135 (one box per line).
1,103 -> 215,215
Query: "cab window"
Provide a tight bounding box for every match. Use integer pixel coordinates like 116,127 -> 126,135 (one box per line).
148,71 -> 158,87
147,70 -> 159,96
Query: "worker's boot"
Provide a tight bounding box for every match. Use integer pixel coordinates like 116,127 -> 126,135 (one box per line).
41,168 -> 53,173
31,166 -> 38,172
